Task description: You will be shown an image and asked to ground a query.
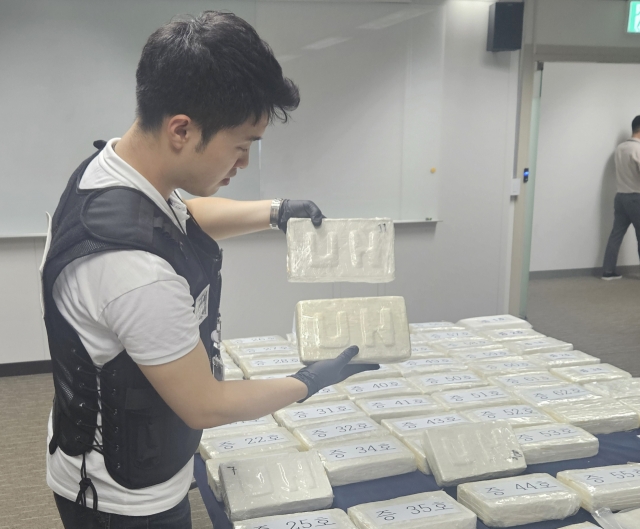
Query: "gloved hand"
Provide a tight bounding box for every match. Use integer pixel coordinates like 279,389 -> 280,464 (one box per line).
278,199 -> 325,233
289,346 -> 379,402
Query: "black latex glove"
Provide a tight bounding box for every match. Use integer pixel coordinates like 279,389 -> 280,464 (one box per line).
289,346 -> 379,402
277,199 -> 325,233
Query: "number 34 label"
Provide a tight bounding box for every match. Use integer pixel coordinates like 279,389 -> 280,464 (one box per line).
367,500 -> 459,524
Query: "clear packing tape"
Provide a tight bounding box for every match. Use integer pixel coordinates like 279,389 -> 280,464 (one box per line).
286,218 -> 395,283
585,378 -> 640,399
233,508 -> 358,529
456,473 -> 581,527
347,491 -> 477,529
593,508 -> 640,529
513,423 -> 599,464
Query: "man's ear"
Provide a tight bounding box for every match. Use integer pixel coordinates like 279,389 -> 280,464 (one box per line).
166,115 -> 196,151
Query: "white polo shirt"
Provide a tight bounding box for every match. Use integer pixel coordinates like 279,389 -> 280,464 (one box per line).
45,139 -> 202,515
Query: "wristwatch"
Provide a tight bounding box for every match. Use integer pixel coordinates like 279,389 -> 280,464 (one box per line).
270,198 -> 284,230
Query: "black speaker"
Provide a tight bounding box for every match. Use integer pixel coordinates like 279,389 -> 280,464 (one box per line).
487,2 -> 524,52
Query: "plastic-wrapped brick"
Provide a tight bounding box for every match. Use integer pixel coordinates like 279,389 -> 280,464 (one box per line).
417,330 -> 484,344
513,423 -> 598,464
507,338 -> 573,355
585,378 -> 640,399
409,322 -> 463,333
347,491 -> 477,529
317,436 -> 417,486
238,354 -> 304,378
615,508 -> 640,529
201,415 -> 278,440
228,344 -> 299,364
621,396 -> 640,415
382,412 -> 471,441
408,345 -> 442,358
527,350 -> 600,368
223,336 -> 291,355
286,218 -> 395,283
206,449 -> 298,502
457,473 -> 581,527
304,385 -> 350,404
224,368 -> 245,380
339,378 -> 421,400
481,328 -> 545,343
488,371 -> 566,389
220,450 -> 333,521
395,357 -> 468,377
462,404 -> 554,427
469,358 -> 544,377
408,371 -> 487,394
422,421 -> 526,487
233,509 -> 358,529
400,435 -> 432,474
296,297 -> 411,364
293,416 -> 388,449
274,400 -> 365,430
542,398 -> 640,434
557,464 -> 640,513
451,349 -> 517,363
457,315 -> 532,332
346,364 -> 402,382
431,386 -> 519,411
354,394 -> 443,422
433,339 -> 502,353
512,384 -> 601,407
199,427 -> 302,461
551,364 -> 632,384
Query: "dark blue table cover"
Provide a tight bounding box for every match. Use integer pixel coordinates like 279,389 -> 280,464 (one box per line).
194,429 -> 640,529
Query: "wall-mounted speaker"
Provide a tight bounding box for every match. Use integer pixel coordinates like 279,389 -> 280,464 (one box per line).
487,2 -> 524,52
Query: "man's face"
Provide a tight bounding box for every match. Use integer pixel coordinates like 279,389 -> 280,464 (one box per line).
179,116 -> 268,197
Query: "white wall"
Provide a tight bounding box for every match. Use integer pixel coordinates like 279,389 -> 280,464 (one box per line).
530,62 -> 640,272
0,0 -> 519,363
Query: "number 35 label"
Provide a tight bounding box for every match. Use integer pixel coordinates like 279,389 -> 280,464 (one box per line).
367,500 -> 459,523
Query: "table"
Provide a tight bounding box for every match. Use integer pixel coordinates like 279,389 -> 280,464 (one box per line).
194,428 -> 640,529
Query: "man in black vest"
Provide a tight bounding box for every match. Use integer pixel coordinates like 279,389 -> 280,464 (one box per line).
43,12 -> 376,528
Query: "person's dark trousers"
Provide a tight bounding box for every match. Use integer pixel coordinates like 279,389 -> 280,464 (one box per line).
54,493 -> 192,529
603,192 -> 640,274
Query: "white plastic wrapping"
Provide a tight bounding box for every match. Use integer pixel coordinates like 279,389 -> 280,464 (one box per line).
293,416 -> 389,449
469,358 -> 544,377
286,333 -> 297,344
481,328 -> 545,342
585,378 -> 640,399
557,464 -> 640,513
462,404 -> 554,427
409,322 -> 462,333
528,350 -> 601,368
346,364 -> 402,382
433,339 -> 502,353
304,385 -> 350,404
513,423 -> 599,464
224,368 -> 246,380
286,218 -> 395,283
355,394 -> 443,422
541,398 -> 640,434
199,427 -> 302,460
457,315 -> 532,332
512,384 -> 601,407
457,473 -> 581,527
409,371 -> 487,394
317,436 -> 417,486
347,491 -> 477,529
621,396 -> 640,414
296,297 -> 411,364
382,412 -> 471,442
488,371 -> 566,389
396,357 -> 468,377
507,337 -> 574,355
451,349 -> 517,362
206,449 -> 298,502
422,421 -> 526,487
228,344 -> 299,363
339,378 -> 421,400
552,364 -> 632,384
408,345 -> 442,358
431,386 -> 519,411
615,508 -> 640,529
417,330 -> 484,344
233,509 -> 358,529
223,335 -> 291,354
201,415 -> 278,440
274,400 -> 365,430
250,371 -> 297,380
220,450 -> 333,521
400,435 -> 432,474
238,354 -> 304,378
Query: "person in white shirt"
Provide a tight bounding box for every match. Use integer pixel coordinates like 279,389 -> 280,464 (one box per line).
602,116 -> 640,279
42,12 -> 377,528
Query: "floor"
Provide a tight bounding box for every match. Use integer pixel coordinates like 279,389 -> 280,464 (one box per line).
1,275 -> 639,528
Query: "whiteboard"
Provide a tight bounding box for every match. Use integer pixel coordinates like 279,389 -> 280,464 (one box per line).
0,0 -> 443,236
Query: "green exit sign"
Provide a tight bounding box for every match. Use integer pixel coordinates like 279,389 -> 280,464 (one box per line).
629,1 -> 640,33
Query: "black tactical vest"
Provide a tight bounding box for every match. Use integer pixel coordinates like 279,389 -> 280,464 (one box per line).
43,142 -> 223,505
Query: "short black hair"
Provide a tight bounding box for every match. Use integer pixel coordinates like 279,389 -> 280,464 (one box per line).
633,116 -> 640,134
135,11 -> 300,145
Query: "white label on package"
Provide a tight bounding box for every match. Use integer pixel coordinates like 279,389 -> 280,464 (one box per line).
442,388 -> 510,404
492,329 -> 534,339
499,373 -> 560,386
412,322 -> 456,330
393,414 -> 469,431
317,386 -> 338,395
411,345 -> 436,353
366,500 -> 460,524
364,397 -> 432,410
477,361 -> 539,372
516,426 -> 582,444
243,513 -> 342,529
573,366 -> 610,374
419,373 -> 483,386
210,416 -> 272,431
249,357 -> 302,367
286,403 -> 357,421
237,345 -> 296,356
571,467 -> 640,486
423,331 -> 478,342
458,350 -> 512,361
479,477 -> 565,498
229,336 -> 284,345
441,339 -> 496,350
472,405 -> 543,421
214,432 -> 288,452
344,380 -> 409,395
400,358 -> 454,367
524,385 -> 593,403
320,440 -> 399,461
543,352 -> 580,360
306,420 -> 377,441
